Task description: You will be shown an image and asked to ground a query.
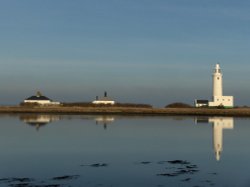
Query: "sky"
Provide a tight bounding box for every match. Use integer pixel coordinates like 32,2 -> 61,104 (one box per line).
0,0 -> 250,107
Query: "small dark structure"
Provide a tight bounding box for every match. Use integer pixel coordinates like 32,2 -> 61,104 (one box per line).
194,100 -> 209,107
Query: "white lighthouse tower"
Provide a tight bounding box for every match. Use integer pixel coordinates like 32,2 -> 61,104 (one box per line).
213,64 -> 223,97
208,64 -> 234,108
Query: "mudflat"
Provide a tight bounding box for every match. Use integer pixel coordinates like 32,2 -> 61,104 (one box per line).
0,106 -> 250,116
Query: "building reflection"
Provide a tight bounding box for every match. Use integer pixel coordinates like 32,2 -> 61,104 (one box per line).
95,116 -> 115,130
195,117 -> 234,161
20,114 -> 60,131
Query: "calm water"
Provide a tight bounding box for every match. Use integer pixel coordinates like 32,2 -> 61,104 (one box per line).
0,114 -> 249,187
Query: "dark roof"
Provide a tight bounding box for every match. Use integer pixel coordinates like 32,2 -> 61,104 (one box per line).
196,100 -> 208,104
25,95 -> 51,101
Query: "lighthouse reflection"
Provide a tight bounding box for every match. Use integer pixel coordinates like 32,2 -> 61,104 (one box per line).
195,117 -> 234,161
95,116 -> 115,129
20,114 -> 60,131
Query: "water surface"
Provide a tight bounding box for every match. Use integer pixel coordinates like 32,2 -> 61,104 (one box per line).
0,114 -> 249,187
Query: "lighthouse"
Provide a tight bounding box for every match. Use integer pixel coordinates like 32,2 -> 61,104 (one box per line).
208,64 -> 234,108
213,64 -> 223,97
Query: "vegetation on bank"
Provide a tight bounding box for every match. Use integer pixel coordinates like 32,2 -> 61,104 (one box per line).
62,102 -> 152,108
2,106 -> 250,117
20,102 -> 152,108
20,102 -> 42,107
165,103 -> 193,108
165,102 -> 235,109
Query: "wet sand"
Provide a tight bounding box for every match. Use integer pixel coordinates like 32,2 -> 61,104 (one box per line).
0,106 -> 249,117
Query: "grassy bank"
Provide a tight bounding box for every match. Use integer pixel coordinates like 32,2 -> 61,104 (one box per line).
1,106 -> 250,117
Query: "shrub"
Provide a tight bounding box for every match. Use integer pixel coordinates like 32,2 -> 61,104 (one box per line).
165,102 -> 192,108
216,105 -> 225,109
20,102 -> 40,107
61,102 -> 152,108
114,103 -> 152,108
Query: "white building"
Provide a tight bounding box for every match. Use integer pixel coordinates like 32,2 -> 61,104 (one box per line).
195,64 -> 234,108
92,92 -> 115,105
23,92 -> 60,105
194,100 -> 209,107
208,64 -> 233,107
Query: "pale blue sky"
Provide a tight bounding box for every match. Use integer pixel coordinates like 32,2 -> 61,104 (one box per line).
0,0 -> 250,106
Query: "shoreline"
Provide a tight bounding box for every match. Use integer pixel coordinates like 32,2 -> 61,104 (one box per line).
0,106 -> 250,117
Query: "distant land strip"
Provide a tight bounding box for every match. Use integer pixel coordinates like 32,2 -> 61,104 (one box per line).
0,106 -> 250,117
